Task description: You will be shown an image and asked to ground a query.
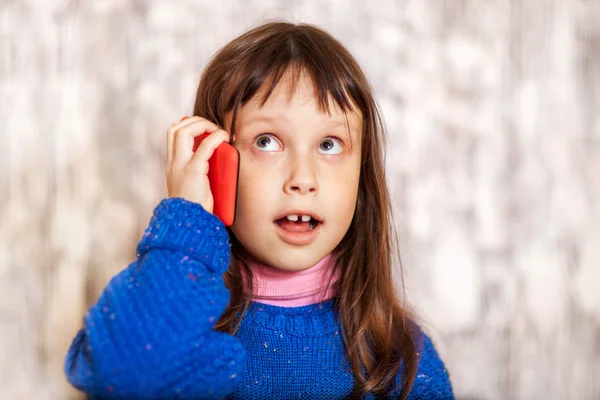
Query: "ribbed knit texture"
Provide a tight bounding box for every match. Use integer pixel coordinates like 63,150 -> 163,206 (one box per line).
64,198 -> 455,399
244,253 -> 341,306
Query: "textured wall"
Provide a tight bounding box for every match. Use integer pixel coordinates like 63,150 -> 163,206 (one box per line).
1,0 -> 599,399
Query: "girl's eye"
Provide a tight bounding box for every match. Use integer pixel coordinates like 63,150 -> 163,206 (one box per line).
318,137 -> 343,154
254,134 -> 282,151
253,134 -> 343,154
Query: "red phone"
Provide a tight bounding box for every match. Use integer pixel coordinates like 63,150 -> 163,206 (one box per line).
182,116 -> 239,226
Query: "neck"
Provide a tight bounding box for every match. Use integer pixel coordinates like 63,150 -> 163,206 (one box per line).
243,254 -> 340,307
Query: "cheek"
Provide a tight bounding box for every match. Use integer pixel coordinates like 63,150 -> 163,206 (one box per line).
230,163 -> 280,252
329,161 -> 360,195
325,168 -> 360,221
234,158 -> 278,218
231,175 -> 268,242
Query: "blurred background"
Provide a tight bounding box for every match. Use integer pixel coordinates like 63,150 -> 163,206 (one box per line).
1,0 -> 599,399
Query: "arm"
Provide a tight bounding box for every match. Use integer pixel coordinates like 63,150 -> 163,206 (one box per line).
64,198 -> 246,399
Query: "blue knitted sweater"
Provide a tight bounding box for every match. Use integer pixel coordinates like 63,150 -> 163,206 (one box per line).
64,198 -> 454,399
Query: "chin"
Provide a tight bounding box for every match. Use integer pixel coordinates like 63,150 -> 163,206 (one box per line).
255,250 -> 329,272
232,227 -> 331,271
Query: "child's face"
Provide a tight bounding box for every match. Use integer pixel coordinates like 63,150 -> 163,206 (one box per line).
224,71 -> 362,272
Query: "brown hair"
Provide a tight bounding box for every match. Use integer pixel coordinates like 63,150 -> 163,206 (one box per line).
193,21 -> 421,399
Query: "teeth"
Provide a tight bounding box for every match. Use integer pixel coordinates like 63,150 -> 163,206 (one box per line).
284,214 -> 314,222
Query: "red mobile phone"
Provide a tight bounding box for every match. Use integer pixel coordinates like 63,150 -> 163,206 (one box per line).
182,117 -> 239,226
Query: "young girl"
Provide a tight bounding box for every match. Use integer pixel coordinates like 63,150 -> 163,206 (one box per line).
65,21 -> 454,399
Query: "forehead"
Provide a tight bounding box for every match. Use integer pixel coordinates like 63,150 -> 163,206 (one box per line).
237,71 -> 363,133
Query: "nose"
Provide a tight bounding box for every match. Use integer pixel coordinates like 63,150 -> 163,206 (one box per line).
283,153 -> 319,196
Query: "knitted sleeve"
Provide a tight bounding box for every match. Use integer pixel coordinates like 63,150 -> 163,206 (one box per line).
64,198 -> 246,399
406,329 -> 455,400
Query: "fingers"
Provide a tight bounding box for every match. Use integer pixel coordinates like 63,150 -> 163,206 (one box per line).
168,117 -> 223,170
166,116 -> 200,167
187,128 -> 231,172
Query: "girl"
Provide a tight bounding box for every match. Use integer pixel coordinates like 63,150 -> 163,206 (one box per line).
65,21 -> 454,399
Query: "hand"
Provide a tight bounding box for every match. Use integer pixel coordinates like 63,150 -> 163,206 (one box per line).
165,116 -> 231,213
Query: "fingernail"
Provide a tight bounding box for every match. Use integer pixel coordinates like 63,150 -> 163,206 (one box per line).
180,116 -> 189,122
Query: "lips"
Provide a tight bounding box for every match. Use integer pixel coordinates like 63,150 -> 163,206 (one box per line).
274,217 -> 319,231
274,218 -> 322,245
272,209 -> 323,245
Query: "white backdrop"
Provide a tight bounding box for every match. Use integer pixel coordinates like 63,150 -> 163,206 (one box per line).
1,0 -> 599,399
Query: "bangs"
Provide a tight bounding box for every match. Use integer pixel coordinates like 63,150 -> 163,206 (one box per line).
219,28 -> 367,136
237,62 -> 357,115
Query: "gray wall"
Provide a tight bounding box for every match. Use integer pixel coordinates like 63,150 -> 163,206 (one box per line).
1,0 -> 599,399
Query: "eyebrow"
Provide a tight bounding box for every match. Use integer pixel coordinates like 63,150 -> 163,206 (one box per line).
242,114 -> 350,130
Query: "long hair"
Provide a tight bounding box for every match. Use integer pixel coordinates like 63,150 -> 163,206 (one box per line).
193,21 -> 421,399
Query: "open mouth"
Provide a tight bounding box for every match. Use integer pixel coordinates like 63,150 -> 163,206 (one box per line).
274,216 -> 320,232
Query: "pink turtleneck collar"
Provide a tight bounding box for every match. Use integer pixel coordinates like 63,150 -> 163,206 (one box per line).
243,253 -> 340,307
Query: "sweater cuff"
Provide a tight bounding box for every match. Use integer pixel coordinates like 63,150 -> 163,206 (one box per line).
136,197 -> 231,274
